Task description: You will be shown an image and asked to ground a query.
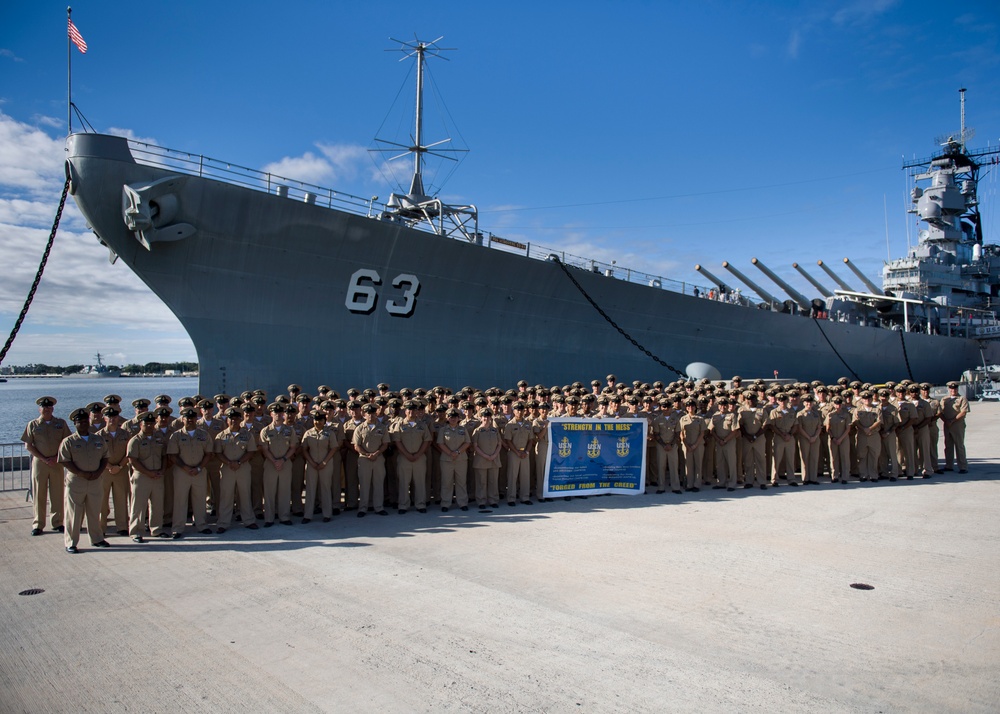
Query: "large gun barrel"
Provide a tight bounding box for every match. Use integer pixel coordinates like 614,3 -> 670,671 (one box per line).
792,262 -> 833,298
751,257 -> 812,311
842,257 -> 884,295
694,264 -> 734,293
721,261 -> 779,306
817,260 -> 855,292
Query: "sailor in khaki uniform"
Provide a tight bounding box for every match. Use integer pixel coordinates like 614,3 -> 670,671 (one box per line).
738,392 -> 768,489
57,408 -> 110,553
709,398 -> 740,491
198,397 -> 227,515
768,394 -> 798,486
532,404 -> 551,501
825,397 -> 851,484
166,408 -> 214,537
472,409 -> 502,507
894,387 -> 917,479
300,410 -> 341,522
393,401 -> 432,514
127,413 -> 169,541
679,398 -> 706,491
502,402 -> 534,506
123,397 -> 151,437
437,408 -> 472,511
96,406 -> 131,536
877,389 -> 900,480
342,402 -> 365,511
214,408 -> 259,533
852,391 -> 883,483
22,396 -> 71,535
794,395 -> 823,485
941,381 -> 969,473
352,404 -> 390,516
909,386 -> 934,478
259,403 -> 298,526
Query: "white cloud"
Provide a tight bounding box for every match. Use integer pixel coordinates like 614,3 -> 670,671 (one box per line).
0,49 -> 24,63
262,142 -> 372,188
0,111 -> 66,196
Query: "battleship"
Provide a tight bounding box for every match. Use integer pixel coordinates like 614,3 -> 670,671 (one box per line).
65,40 -> 1000,397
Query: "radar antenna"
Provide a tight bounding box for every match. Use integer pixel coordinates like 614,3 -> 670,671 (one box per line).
934,87 -> 975,152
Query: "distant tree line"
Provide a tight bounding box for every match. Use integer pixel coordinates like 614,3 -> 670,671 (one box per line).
1,362 -> 198,375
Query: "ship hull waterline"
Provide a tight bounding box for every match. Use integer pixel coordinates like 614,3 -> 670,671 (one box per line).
66,134 -> 997,397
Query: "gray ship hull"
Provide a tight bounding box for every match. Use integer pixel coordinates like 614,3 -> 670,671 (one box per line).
66,134 -> 998,396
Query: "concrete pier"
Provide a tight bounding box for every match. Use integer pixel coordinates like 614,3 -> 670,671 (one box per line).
1,406 -> 997,712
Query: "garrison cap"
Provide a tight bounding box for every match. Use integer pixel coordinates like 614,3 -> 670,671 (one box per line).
859,391 -> 872,399
908,384 -> 920,393
154,394 -> 171,404
374,396 -> 388,406
103,394 -> 122,404
801,395 -> 814,403
878,388 -> 890,397
517,380 -> 528,388
832,396 -> 844,404
102,406 -> 121,417
947,381 -> 959,389
140,412 -> 158,423
539,402 -> 551,410
683,397 -> 696,406
606,374 -> 616,381
597,396 -> 609,405
347,388 -> 360,397
403,400 -> 416,410
320,400 -> 336,410
512,401 -> 526,410
36,396 -> 57,407
252,389 -> 266,397
180,407 -> 198,418
230,397 -> 244,408
837,377 -> 849,386
566,396 -> 580,405
69,408 -> 89,422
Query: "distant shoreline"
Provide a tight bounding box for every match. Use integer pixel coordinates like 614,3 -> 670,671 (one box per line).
1,373 -> 199,380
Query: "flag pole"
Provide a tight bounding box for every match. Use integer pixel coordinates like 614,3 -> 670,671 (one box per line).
67,6 -> 72,135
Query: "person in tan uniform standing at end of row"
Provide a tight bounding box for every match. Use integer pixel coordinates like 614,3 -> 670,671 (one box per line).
22,396 -> 70,536
58,408 -> 110,553
941,381 -> 970,473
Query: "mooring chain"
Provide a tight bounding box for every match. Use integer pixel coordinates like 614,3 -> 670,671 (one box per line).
0,177 -> 70,367
552,257 -> 687,379
898,329 -> 915,382
810,316 -> 862,382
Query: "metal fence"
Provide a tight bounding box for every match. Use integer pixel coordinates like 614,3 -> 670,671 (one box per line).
1,443 -> 31,493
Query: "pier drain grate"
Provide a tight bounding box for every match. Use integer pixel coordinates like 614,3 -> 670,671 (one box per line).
18,588 -> 45,596
849,583 -> 874,590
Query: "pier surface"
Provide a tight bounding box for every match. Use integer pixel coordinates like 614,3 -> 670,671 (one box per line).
1,406 -> 998,712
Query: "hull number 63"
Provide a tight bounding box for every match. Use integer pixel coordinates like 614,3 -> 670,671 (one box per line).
345,269 -> 421,317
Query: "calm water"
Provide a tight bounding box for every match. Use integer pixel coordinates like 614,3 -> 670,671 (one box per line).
0,377 -> 199,444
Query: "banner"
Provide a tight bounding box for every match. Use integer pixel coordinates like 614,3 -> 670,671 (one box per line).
543,417 -> 647,497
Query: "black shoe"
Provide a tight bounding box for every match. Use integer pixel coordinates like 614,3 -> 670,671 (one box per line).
200,528 -> 212,534
790,482 -> 800,487
922,474 -> 931,479
132,535 -> 144,543
30,528 -> 42,536
490,503 -> 500,508
727,487 -> 736,491
656,489 -> 665,494
441,507 -> 449,512
65,545 -> 77,554
264,522 -> 274,528
116,529 -> 128,537
357,511 -> 366,518
935,469 -> 944,474
156,532 -> 171,539
743,484 -> 753,489
55,525 -> 65,533
332,508 -> 341,515
93,540 -> 110,548
171,533 -> 182,540
322,517 -> 331,523
301,518 -> 311,524
245,523 -> 259,530
291,511 -> 304,517
460,506 -> 468,511
889,477 -> 897,481
279,520 -> 293,526
672,489 -> 683,494
690,487 -> 700,492
760,485 -> 768,490
522,500 -> 533,506
907,476 -> 913,480
712,485 -> 724,490
376,510 -> 388,516
216,528 -> 226,534
959,469 -> 968,474
508,502 -> 516,506
417,508 -> 427,514
564,497 -> 572,502
398,509 -> 407,515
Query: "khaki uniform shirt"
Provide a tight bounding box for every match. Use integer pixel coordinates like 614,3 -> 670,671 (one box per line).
22,416 -> 71,457
128,432 -> 166,471
852,406 -> 882,433
96,426 -> 131,467
166,428 -> 213,467
825,409 -> 851,439
795,409 -> 823,439
738,407 -> 766,439
651,412 -> 680,446
767,408 -> 797,437
471,424 -> 502,468
941,395 -> 970,420
392,420 -> 432,453
301,425 -> 340,461
58,432 -> 108,472
503,419 -> 533,450
678,414 -> 706,446
879,403 -> 899,434
215,428 -> 257,461
438,425 -> 471,461
259,424 -> 297,459
353,422 -> 390,455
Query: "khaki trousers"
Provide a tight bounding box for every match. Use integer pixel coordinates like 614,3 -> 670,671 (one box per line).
218,463 -> 255,529
172,466 -> 208,533
505,451 -> 531,502
771,434 -> 796,482
64,473 -> 104,548
655,443 -> 680,491
475,465 -> 500,506
357,456 -> 385,510
101,466 -> 130,533
263,459 -> 293,523
715,440 -> 738,488
129,471 -> 165,536
397,455 -> 427,510
31,460 -> 64,530
742,436 -> 767,486
682,442 -> 704,488
304,462 -> 335,519
856,434 -> 881,481
439,457 -> 468,508
944,421 -> 967,470
796,436 -> 820,484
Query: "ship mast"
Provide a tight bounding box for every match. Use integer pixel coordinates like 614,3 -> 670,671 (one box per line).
371,37 -> 479,243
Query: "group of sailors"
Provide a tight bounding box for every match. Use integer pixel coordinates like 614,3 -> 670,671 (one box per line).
21,374 -> 971,553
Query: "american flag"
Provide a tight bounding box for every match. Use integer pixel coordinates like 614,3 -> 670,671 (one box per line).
68,18 -> 87,54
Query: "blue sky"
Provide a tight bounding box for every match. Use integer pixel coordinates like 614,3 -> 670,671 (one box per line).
1,0 -> 999,366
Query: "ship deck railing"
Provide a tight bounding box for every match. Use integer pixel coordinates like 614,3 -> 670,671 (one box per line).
126,139 -> 719,299
0,443 -> 31,493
